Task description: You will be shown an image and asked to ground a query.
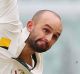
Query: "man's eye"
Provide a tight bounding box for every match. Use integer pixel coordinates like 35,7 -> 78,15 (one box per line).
43,28 -> 50,34
53,35 -> 58,40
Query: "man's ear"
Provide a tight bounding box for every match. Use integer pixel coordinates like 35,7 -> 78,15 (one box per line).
27,20 -> 34,32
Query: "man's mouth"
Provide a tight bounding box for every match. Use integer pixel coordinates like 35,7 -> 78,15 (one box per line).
36,40 -> 48,49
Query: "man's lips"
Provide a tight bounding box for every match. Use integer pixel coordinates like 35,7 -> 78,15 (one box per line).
36,40 -> 48,48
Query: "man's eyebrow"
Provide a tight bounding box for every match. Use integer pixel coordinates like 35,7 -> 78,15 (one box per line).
45,24 -> 53,31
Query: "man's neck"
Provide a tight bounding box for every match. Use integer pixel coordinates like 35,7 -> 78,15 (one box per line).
18,43 -> 35,67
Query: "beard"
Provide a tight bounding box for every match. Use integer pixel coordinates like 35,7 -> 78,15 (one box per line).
26,35 -> 50,53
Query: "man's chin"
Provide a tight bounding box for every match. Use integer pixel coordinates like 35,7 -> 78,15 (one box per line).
33,47 -> 48,53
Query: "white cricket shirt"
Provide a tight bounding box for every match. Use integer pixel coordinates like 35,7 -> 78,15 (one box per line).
0,0 -> 43,74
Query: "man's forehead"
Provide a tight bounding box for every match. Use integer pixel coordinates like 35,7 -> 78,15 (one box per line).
40,11 -> 60,19
40,12 -> 61,24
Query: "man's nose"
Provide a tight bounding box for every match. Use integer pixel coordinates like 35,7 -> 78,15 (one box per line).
46,34 -> 52,42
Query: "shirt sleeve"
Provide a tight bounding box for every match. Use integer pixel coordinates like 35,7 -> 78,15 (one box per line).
0,0 -> 20,22
0,0 -> 24,58
0,56 -> 31,74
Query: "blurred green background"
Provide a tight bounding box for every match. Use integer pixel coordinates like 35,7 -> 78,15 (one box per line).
18,0 -> 80,74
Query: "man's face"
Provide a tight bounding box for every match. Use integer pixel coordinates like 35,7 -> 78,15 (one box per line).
27,12 -> 62,53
